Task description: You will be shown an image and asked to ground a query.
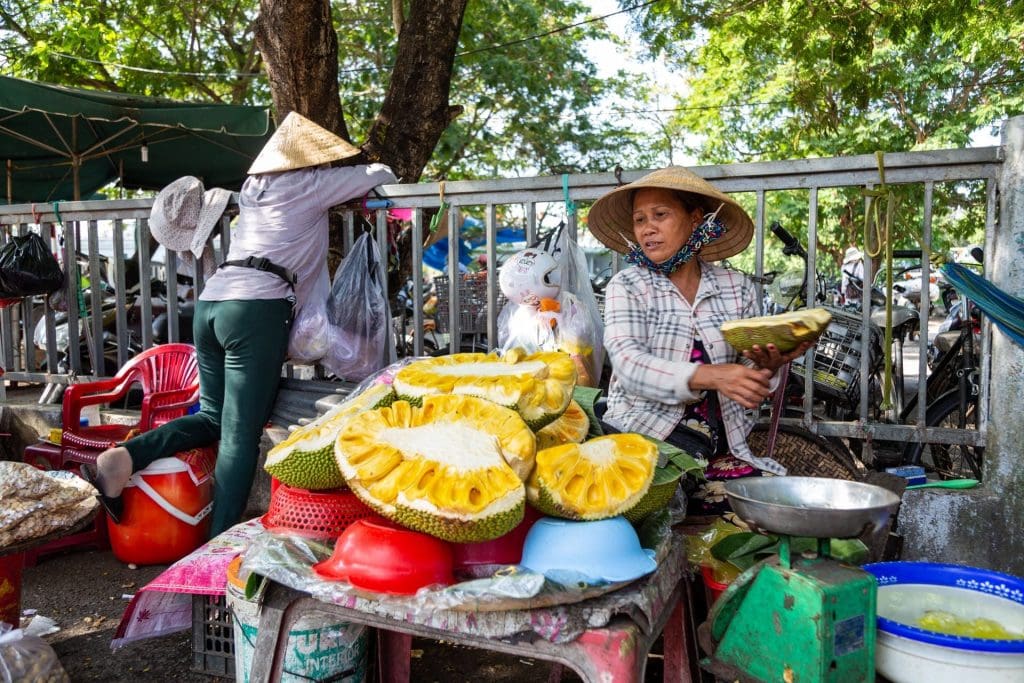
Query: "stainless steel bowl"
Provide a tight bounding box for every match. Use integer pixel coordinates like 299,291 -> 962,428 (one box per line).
724,477 -> 901,539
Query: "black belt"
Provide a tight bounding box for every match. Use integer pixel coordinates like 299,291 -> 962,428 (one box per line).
219,256 -> 297,287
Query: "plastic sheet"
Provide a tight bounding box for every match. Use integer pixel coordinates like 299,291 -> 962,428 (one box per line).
241,512 -> 683,644
0,624 -> 69,683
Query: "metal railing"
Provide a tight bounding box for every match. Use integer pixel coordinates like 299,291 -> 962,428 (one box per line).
0,146 -> 1003,456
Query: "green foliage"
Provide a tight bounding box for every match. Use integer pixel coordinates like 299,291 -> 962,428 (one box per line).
629,0 -> 1022,263
1,0 -> 656,179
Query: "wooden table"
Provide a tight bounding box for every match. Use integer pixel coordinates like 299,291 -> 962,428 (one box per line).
247,536 -> 701,683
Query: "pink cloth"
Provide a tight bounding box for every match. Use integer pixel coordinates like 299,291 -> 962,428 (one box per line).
111,519 -> 263,649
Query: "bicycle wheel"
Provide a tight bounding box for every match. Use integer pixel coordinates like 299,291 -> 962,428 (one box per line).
901,392 -> 984,481
747,423 -> 862,480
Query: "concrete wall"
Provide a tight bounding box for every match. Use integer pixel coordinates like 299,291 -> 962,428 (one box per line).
898,115 -> 1024,575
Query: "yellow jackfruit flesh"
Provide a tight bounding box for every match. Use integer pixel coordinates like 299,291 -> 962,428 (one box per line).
527,433 -> 657,520
334,395 -> 536,542
391,350 -> 577,430
720,307 -> 832,354
534,399 -> 590,450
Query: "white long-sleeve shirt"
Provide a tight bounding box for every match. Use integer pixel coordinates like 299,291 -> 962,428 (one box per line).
200,163 -> 396,314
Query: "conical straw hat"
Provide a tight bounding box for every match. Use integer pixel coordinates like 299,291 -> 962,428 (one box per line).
587,166 -> 754,262
248,112 -> 361,175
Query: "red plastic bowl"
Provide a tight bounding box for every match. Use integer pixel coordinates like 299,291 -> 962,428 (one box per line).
313,518 -> 454,595
451,505 -> 542,571
261,485 -> 377,541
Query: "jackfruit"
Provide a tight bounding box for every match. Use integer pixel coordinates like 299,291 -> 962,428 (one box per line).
623,478 -> 680,524
264,383 -> 395,490
534,399 -> 590,450
527,433 -> 657,520
720,307 -> 832,353
392,350 -> 576,430
334,395 -> 536,542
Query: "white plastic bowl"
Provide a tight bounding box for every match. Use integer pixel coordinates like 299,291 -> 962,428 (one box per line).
864,562 -> 1024,683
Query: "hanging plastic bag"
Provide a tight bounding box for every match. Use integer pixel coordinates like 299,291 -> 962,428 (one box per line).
321,232 -> 391,381
0,232 -> 64,299
497,227 -> 604,386
548,228 -> 604,386
287,269 -> 331,364
0,624 -> 70,682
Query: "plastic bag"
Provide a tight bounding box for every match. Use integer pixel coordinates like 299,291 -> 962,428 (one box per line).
287,269 -> 331,364
497,226 -> 604,386
321,232 -> 391,381
0,624 -> 69,683
0,232 -> 64,299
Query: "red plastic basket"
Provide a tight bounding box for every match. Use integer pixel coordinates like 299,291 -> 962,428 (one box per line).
260,485 -> 379,541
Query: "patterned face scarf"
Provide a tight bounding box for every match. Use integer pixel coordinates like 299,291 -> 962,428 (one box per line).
625,203 -> 727,275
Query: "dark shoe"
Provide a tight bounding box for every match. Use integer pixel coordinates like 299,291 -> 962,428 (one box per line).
79,463 -> 123,524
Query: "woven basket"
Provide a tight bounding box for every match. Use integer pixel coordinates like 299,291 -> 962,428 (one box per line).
747,424 -> 859,481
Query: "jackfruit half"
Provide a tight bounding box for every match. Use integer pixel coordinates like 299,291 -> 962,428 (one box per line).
334,395 -> 536,542
527,433 -> 657,520
534,399 -> 590,450
264,383 -> 395,490
720,307 -> 832,353
392,350 -> 576,430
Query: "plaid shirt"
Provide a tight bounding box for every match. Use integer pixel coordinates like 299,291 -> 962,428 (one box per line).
602,260 -> 786,474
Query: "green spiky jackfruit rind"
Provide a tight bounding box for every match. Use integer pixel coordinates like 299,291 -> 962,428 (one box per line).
623,477 -> 680,524
344,477 -> 525,543
396,393 -> 423,408
394,499 -> 525,543
265,444 -> 345,490
720,307 -> 832,353
265,384 -> 396,490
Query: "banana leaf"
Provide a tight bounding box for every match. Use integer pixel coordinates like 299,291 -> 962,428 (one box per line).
711,532 -> 869,571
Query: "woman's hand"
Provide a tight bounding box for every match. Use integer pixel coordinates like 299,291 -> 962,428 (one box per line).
743,341 -> 814,373
691,363 -> 774,410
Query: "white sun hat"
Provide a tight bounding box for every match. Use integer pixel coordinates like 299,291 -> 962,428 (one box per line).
247,111 -> 362,175
149,176 -> 232,258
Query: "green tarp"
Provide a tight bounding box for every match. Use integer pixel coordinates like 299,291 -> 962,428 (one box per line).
0,75 -> 272,203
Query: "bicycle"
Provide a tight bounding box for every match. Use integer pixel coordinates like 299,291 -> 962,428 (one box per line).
765,222 -> 984,479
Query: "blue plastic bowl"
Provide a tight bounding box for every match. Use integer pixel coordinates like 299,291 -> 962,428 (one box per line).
520,516 -> 657,584
864,561 -> 1024,654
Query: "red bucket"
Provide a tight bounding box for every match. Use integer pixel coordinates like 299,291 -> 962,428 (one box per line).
0,552 -> 25,626
701,564 -> 730,606
108,448 -> 215,565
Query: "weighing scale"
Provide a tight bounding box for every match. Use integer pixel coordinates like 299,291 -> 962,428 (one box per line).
698,477 -> 901,683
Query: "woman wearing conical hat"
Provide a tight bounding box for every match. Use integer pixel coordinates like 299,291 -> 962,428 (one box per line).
587,167 -> 811,478
86,113 -> 396,537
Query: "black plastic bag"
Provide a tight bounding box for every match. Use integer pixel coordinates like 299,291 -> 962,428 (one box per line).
0,233 -> 64,299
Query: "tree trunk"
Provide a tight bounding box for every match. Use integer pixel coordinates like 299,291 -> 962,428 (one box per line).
362,0 -> 468,183
254,0 -> 348,138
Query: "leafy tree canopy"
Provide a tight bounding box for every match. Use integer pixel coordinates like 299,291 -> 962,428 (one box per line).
628,0 -> 1024,268
0,0 -> 658,179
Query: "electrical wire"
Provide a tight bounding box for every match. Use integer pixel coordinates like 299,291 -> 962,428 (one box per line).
38,0 -> 661,79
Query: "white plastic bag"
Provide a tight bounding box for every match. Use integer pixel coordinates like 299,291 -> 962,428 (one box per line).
321,233 -> 391,381
497,227 -> 604,386
0,624 -> 69,683
287,268 -> 331,364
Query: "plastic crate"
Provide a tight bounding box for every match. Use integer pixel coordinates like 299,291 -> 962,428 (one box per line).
433,274 -> 506,334
191,594 -> 235,678
791,306 -> 883,406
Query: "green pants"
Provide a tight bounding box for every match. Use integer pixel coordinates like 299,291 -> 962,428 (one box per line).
124,298 -> 292,537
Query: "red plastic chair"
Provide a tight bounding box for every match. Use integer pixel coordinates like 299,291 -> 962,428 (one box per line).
60,343 -> 200,465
